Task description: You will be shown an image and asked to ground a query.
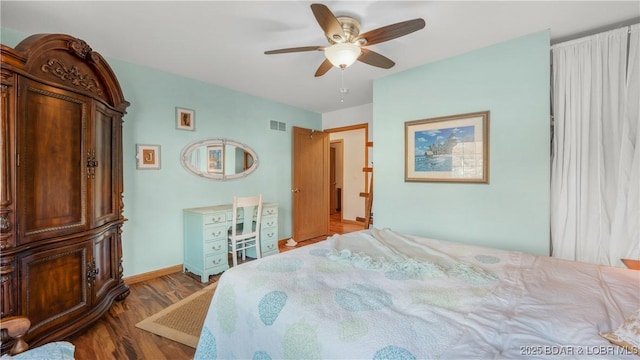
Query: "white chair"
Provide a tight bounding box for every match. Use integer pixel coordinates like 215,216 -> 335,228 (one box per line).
228,195 -> 263,267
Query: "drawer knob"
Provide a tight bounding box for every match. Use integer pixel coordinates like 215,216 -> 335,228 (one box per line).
212,245 -> 222,251
212,259 -> 221,265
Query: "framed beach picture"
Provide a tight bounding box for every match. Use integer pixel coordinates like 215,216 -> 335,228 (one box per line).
206,145 -> 224,174
405,111 -> 489,183
176,107 -> 195,131
136,144 -> 161,170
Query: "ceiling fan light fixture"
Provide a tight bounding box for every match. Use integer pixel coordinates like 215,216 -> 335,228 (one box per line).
325,43 -> 362,69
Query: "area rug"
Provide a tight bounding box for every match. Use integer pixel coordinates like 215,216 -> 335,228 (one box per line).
135,282 -> 217,348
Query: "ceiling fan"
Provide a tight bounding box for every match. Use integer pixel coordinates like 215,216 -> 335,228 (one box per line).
264,3 -> 426,77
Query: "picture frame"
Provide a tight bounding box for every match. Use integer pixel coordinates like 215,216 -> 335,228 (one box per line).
136,144 -> 161,170
206,145 -> 224,174
405,111 -> 489,183
176,107 -> 195,131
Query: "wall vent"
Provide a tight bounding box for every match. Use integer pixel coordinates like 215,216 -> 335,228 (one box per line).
270,120 -> 287,131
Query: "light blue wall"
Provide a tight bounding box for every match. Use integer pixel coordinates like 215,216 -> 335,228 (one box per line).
2,28 -> 321,276
373,31 -> 550,255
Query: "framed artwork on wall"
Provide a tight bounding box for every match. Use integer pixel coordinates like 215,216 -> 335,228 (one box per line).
176,107 -> 195,131
405,111 -> 489,183
206,145 -> 224,174
136,144 -> 161,170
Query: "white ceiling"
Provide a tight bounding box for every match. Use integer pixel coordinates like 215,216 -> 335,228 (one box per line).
2,1 -> 639,114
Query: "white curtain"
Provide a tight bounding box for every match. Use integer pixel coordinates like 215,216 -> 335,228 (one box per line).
551,25 -> 639,267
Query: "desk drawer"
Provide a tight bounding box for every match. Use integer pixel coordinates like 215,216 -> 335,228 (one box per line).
204,238 -> 226,255
204,252 -> 227,270
262,206 -> 278,217
204,212 -> 227,225
261,227 -> 279,255
204,224 -> 227,241
261,227 -> 277,242
246,234 -> 278,258
262,217 -> 277,229
261,239 -> 278,254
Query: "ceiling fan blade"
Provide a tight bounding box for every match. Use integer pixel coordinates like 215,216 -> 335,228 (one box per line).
265,46 -> 324,55
358,48 -> 395,69
311,3 -> 346,43
314,59 -> 333,77
357,18 -> 426,46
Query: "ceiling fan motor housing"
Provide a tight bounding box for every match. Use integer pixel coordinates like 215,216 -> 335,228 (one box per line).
334,16 -> 361,43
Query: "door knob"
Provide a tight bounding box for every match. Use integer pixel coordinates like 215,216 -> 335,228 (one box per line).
291,188 -> 300,193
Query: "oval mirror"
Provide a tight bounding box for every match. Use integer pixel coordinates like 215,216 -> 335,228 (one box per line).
180,138 -> 258,180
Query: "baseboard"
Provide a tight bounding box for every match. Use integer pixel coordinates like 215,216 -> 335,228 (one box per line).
123,264 -> 183,285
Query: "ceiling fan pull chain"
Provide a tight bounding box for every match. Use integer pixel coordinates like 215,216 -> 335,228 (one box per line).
340,68 -> 349,102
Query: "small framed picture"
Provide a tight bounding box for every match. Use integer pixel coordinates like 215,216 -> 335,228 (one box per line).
206,145 -> 224,174
176,107 -> 195,131
136,144 -> 161,170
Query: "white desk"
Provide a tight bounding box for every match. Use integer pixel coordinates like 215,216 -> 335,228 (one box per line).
183,202 -> 278,282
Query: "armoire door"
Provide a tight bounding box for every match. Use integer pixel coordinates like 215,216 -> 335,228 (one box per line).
92,101 -> 122,228
19,240 -> 91,339
91,227 -> 119,305
16,78 -> 91,244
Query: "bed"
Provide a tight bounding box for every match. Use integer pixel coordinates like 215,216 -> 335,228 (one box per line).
194,228 -> 639,359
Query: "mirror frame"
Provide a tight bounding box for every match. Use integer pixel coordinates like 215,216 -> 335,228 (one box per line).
180,138 -> 259,180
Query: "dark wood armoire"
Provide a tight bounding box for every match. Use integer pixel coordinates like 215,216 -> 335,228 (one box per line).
0,34 -> 130,352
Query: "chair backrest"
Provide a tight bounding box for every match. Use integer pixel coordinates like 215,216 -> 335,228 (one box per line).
231,194 -> 263,239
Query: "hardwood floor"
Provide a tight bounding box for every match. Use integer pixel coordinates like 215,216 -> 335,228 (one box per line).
68,212 -> 363,359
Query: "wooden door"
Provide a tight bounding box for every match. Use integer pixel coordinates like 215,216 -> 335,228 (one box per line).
16,78 -> 90,244
292,127 -> 329,241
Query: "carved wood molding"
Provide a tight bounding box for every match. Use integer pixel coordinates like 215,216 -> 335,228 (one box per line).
0,215 -> 11,250
0,71 -> 13,252
68,39 -> 90,59
41,58 -> 104,96
0,259 -> 16,317
68,38 -> 101,63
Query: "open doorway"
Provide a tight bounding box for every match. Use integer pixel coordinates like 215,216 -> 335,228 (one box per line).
330,140 -> 344,215
325,124 -> 368,226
